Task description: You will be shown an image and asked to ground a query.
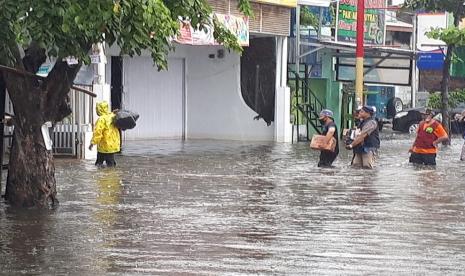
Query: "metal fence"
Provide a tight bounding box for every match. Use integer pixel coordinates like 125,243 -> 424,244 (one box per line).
52,85 -> 94,157
3,85 -> 94,159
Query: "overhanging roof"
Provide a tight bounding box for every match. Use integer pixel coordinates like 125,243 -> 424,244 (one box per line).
386,20 -> 414,33
301,39 -> 416,58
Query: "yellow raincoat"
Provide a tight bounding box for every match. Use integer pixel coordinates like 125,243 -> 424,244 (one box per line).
91,102 -> 121,153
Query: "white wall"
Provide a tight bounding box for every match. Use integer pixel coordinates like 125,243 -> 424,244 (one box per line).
105,44 -> 275,141
184,45 -> 274,141
123,57 -> 185,140
417,13 -> 448,51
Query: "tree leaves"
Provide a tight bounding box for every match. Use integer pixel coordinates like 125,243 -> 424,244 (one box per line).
0,0 -> 251,69
213,17 -> 242,54
404,0 -> 463,13
428,89 -> 465,109
427,27 -> 465,46
300,6 -> 320,30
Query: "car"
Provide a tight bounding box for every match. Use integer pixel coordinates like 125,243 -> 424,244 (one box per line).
392,106 -> 465,134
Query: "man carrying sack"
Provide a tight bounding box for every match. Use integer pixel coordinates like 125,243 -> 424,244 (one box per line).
314,109 -> 339,167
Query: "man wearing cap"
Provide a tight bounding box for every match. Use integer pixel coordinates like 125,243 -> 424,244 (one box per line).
409,109 -> 448,166
317,109 -> 339,167
346,105 -> 380,168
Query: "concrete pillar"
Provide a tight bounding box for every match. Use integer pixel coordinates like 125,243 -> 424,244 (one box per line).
86,43 -> 109,160
275,36 -> 292,142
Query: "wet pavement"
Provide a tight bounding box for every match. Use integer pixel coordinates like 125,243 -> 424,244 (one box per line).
1,132 -> 465,275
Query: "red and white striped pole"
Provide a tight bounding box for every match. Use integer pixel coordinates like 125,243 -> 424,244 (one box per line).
355,0 -> 365,107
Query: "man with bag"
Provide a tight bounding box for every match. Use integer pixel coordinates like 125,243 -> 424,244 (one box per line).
317,109 -> 339,167
345,105 -> 379,169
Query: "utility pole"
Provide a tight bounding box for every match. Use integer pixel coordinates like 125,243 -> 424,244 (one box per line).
355,0 -> 365,107
411,12 -> 417,108
295,5 -> 301,142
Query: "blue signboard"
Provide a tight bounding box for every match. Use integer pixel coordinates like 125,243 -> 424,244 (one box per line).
417,52 -> 444,71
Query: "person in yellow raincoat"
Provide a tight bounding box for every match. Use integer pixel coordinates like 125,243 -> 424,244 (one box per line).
89,101 -> 121,167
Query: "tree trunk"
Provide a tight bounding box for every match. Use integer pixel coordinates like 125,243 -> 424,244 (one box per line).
0,73 -> 5,197
2,43 -> 81,207
2,68 -> 58,207
5,124 -> 57,207
441,4 -> 465,145
441,43 -> 453,145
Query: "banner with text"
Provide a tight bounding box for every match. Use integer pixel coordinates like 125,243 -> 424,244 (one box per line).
337,0 -> 386,45
175,14 -> 249,46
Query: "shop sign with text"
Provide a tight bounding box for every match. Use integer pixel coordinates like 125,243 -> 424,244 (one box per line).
337,0 -> 386,45
175,14 -> 249,46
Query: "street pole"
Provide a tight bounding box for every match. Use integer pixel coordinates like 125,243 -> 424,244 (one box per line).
295,5 -> 301,142
355,0 -> 365,107
411,12 -> 417,108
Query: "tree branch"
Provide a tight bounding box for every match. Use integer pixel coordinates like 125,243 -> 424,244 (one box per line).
22,42 -> 47,74
43,60 -> 82,122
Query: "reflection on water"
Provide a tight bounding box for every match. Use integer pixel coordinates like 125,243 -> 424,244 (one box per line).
1,134 -> 465,274
94,169 -> 122,226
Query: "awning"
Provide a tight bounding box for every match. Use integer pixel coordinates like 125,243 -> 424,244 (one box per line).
386,21 -> 413,33
298,0 -> 331,7
297,39 -> 415,86
301,39 -> 416,58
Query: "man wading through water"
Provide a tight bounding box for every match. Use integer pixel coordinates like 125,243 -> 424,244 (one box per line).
409,109 -> 448,166
346,106 -> 380,168
318,109 -> 339,167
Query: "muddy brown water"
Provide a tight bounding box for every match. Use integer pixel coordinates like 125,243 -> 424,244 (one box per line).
1,133 -> 465,275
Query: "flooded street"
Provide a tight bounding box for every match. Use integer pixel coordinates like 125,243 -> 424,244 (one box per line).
1,133 -> 465,275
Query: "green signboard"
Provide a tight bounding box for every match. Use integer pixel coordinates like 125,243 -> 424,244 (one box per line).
337,0 -> 386,45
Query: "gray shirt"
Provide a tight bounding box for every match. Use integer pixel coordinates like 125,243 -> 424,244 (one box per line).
360,119 -> 378,136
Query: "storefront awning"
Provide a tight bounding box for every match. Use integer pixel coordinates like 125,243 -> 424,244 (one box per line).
386,21 -> 414,33
302,39 -> 416,58
297,39 -> 415,86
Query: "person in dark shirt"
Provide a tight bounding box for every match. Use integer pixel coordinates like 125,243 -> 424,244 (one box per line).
318,109 -> 339,167
346,105 -> 380,169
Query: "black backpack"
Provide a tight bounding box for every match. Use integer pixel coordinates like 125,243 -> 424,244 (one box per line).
113,110 -> 140,130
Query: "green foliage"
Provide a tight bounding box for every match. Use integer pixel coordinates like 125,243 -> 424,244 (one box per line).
404,0 -> 465,47
427,89 -> 465,109
427,27 -> 465,46
0,0 -> 251,70
213,18 -> 242,53
300,7 -> 319,29
404,0 -> 463,13
238,0 -> 253,17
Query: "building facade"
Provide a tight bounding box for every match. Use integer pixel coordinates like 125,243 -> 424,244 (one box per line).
101,0 -> 293,144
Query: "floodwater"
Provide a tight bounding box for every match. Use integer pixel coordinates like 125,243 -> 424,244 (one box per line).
1,132 -> 465,275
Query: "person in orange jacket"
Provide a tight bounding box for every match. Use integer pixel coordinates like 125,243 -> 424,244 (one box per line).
409,109 -> 448,166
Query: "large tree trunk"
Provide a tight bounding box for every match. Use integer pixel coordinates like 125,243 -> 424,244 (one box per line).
2,68 -> 59,207
5,123 -> 57,207
2,43 -> 81,207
